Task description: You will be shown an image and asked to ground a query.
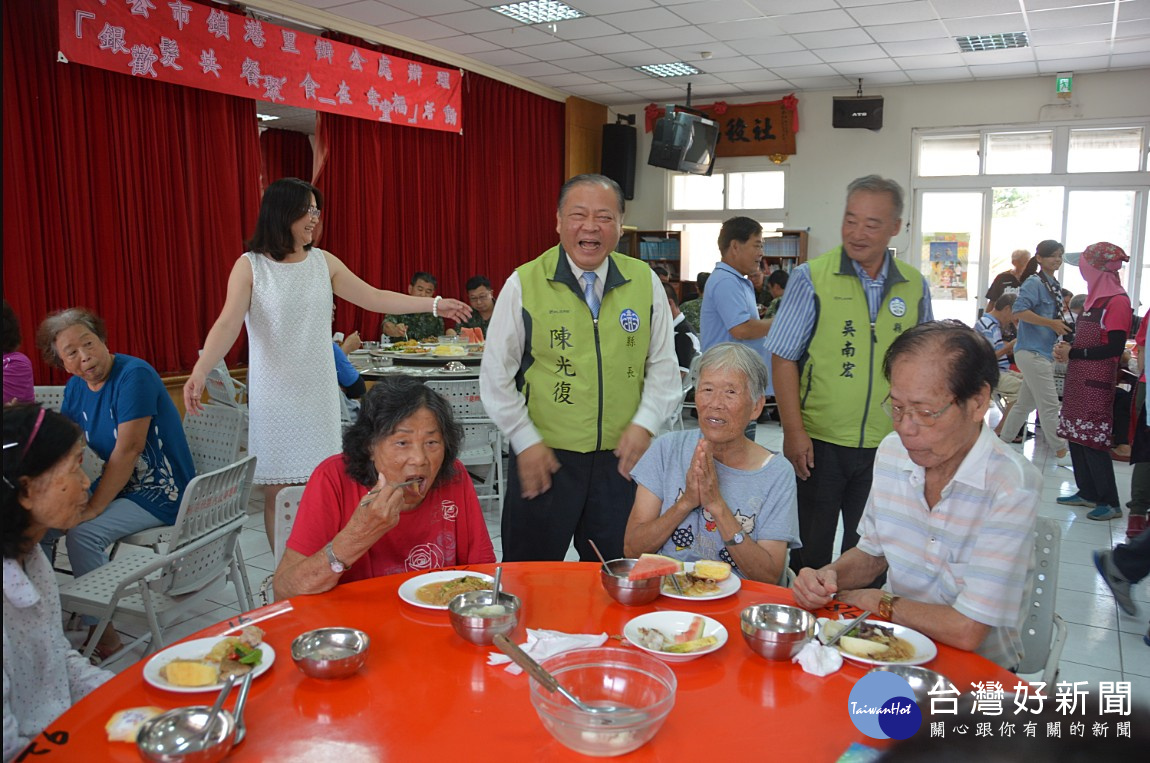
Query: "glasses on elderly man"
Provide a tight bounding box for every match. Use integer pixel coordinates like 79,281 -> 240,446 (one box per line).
306,205 -> 321,218
881,394 -> 955,427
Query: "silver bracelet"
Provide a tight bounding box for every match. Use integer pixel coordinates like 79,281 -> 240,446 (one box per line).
432,295 -> 442,318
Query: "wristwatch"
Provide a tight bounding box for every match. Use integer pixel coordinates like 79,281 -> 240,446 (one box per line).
325,541 -> 347,574
724,531 -> 746,547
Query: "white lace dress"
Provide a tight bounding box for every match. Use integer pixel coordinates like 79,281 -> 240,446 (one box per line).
245,250 -> 341,484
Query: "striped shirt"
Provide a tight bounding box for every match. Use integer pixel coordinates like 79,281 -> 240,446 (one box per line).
856,425 -> 1040,669
765,251 -> 934,362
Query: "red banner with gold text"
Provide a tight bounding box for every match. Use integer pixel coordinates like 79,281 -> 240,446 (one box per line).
56,0 -> 463,134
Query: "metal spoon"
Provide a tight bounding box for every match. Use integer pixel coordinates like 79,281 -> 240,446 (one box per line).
493,634 -> 638,719
490,565 -> 503,607
586,539 -> 616,577
197,673 -> 235,745
231,671 -> 254,744
823,610 -> 874,648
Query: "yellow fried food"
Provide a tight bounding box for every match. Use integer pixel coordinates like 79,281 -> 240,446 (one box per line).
160,660 -> 219,686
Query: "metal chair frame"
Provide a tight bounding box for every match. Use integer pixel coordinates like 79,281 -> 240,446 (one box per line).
1017,516 -> 1068,686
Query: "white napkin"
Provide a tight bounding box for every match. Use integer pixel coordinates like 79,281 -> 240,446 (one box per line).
487,628 -> 609,675
792,640 -> 843,676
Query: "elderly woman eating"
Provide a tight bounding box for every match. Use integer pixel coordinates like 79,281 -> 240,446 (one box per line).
274,376 -> 495,598
623,343 -> 799,584
35,308 -> 194,660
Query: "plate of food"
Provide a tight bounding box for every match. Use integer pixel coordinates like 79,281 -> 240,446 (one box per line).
817,618 -> 937,666
622,611 -> 727,663
397,570 -> 495,610
660,560 -> 741,600
143,627 -> 274,693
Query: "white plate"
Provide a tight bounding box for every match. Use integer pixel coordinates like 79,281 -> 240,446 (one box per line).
817,618 -> 938,667
659,562 -> 742,601
397,570 -> 495,611
143,637 -> 276,693
622,611 -> 728,663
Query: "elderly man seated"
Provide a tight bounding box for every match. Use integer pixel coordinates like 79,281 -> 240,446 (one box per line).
273,377 -> 495,598
624,343 -> 799,584
792,321 -> 1040,670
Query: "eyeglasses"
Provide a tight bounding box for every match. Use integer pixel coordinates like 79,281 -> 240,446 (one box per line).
306,205 -> 321,218
881,395 -> 955,427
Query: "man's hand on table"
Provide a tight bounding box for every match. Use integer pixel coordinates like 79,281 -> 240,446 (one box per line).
614,423 -> 653,479
792,567 -> 838,609
518,443 -> 560,499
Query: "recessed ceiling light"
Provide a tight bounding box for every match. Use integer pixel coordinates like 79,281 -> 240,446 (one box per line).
491,1 -> 585,25
955,32 -> 1029,52
256,113 -> 280,122
636,62 -> 701,78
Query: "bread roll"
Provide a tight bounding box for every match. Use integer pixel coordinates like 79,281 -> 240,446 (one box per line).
692,559 -> 731,581
161,659 -> 219,686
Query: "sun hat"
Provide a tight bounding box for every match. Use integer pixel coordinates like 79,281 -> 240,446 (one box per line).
1063,242 -> 1128,272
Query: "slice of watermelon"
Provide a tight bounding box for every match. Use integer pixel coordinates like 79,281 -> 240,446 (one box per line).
674,615 -> 706,643
627,553 -> 683,581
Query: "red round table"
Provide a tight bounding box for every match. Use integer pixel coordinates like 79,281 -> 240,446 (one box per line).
31,562 -> 1016,762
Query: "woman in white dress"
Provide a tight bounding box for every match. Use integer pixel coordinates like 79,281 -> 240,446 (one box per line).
183,179 -> 470,548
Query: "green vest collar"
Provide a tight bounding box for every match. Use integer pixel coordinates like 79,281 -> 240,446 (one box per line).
553,246 -> 632,300
834,247 -> 908,289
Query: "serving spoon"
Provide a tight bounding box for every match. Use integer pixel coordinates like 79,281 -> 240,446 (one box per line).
586,539 -> 615,578
196,673 -> 235,747
231,671 -> 254,744
493,635 -> 639,720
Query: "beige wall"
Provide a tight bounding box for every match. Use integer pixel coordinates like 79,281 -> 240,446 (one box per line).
615,69 -> 1150,258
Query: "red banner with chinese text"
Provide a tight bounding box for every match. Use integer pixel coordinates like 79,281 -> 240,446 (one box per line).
56,0 -> 463,134
645,96 -> 798,157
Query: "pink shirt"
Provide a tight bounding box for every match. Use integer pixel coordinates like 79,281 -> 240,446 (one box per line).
288,455 -> 496,583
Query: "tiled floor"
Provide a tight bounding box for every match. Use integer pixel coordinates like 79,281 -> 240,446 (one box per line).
70,415 -> 1149,706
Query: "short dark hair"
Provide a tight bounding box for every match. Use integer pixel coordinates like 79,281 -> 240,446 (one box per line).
652,265 -> 670,279
696,271 -> 710,294
993,293 -> 1017,312
465,276 -> 492,292
1035,239 -> 1064,259
2,300 -> 21,354
558,174 -> 625,216
411,272 -> 437,289
247,177 -> 317,261
341,376 -> 462,489
847,175 -> 904,220
36,307 -> 107,368
3,405 -> 84,559
718,216 -> 763,253
766,270 -> 789,290
884,321 -> 998,403
662,282 -> 679,306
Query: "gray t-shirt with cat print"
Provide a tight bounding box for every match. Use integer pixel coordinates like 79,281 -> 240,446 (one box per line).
631,429 -> 801,575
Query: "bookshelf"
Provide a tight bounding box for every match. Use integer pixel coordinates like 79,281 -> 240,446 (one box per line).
761,229 -> 809,274
618,228 -> 684,300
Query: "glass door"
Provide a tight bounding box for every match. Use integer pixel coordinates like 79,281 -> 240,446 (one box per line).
1061,189 -> 1140,297
917,191 -> 985,324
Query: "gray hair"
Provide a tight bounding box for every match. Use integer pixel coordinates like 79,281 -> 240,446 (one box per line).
1069,293 -> 1086,312
36,307 -> 107,368
697,343 -> 769,400
558,174 -> 625,217
846,175 -> 904,220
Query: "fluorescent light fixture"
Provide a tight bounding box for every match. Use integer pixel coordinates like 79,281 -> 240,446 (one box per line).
636,62 -> 701,78
491,1 -> 584,25
256,113 -> 280,122
955,32 -> 1029,52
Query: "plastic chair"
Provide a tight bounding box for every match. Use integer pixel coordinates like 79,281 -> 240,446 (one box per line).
58,456 -> 257,663
33,385 -> 67,412
202,356 -> 249,451
424,379 -> 504,510
1017,516 -> 1068,686
672,355 -> 702,431
259,486 -> 306,605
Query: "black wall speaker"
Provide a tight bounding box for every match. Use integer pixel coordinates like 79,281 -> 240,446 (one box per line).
600,123 -> 637,200
832,96 -> 884,131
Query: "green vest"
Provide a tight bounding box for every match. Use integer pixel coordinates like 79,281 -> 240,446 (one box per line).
800,248 -> 926,448
518,246 -> 653,452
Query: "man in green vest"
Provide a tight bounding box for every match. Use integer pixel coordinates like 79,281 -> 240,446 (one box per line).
479,174 -> 681,561
765,175 -> 933,573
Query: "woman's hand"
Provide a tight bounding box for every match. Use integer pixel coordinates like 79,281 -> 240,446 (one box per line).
1052,341 -> 1070,363
347,476 -> 406,540
435,298 -> 472,323
183,372 -> 206,415
693,439 -> 723,511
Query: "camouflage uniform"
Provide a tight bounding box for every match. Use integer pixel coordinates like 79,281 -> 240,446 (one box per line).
381,312 -> 444,341
458,312 -> 491,334
680,298 -> 702,335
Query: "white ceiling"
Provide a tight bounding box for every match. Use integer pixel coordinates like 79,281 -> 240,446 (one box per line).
253,0 -> 1150,131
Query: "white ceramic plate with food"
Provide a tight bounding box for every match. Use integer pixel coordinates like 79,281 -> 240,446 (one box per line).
817,618 -> 938,667
622,611 -> 728,663
397,571 -> 495,610
143,637 -> 276,693
659,562 -> 742,601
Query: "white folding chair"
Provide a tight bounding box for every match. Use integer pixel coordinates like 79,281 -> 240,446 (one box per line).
33,385 -> 67,412
672,355 -> 701,431
259,485 -> 306,605
202,356 -> 249,451
425,379 -> 505,511
58,456 -> 257,663
1017,516 -> 1068,686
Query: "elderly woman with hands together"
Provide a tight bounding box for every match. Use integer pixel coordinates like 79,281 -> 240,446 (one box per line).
272,376 -> 494,599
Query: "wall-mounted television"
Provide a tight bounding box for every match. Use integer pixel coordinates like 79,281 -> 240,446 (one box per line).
647,109 -> 719,176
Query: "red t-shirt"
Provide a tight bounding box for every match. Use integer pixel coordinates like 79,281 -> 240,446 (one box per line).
287,455 -> 496,583
1137,309 -> 1148,383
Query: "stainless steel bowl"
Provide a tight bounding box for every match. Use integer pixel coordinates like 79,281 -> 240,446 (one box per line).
136,706 -> 236,763
600,558 -> 663,606
868,665 -> 951,705
447,590 -> 522,645
290,627 -> 370,679
739,604 -> 816,660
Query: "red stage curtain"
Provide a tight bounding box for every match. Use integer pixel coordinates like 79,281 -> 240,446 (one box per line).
313,38 -> 565,338
260,128 -> 315,188
2,0 -> 262,382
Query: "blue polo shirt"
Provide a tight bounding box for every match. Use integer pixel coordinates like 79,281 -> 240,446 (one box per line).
700,262 -> 768,362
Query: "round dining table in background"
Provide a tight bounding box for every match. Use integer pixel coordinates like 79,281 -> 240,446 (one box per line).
32,563 -> 1017,762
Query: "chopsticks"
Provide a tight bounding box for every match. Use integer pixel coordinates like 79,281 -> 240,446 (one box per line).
823,609 -> 873,648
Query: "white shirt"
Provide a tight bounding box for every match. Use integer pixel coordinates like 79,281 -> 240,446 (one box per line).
480,252 -> 681,454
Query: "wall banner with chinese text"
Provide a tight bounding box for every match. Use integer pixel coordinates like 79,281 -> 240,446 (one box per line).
56,0 -> 463,134
644,96 -> 798,158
